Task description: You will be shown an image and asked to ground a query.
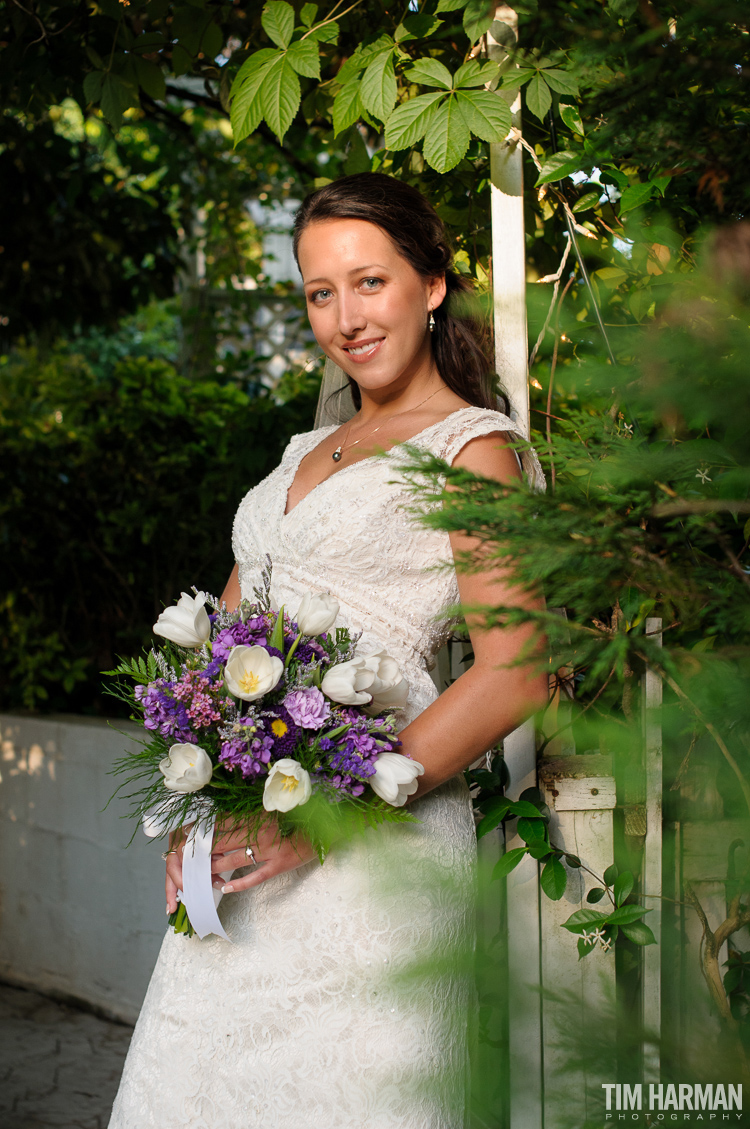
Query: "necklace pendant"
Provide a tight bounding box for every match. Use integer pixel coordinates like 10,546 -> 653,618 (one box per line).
332,447 -> 342,462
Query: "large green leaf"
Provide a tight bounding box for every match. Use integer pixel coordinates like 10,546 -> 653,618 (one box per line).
561,907 -> 608,933
559,102 -> 584,135
517,816 -> 546,842
492,846 -> 528,881
619,920 -> 657,946
385,92 -> 444,149
262,1 -> 295,50
83,70 -> 104,104
261,53 -> 301,140
501,66 -> 535,93
395,14 -> 443,42
541,857 -> 568,900
613,871 -> 634,907
406,58 -> 453,90
453,59 -> 500,88
541,66 -> 579,96
230,55 -> 275,143
134,56 -> 166,102
436,0 -> 469,10
337,36 -> 394,83
536,149 -> 582,185
619,182 -> 655,213
423,96 -> 470,171
526,72 -> 552,121
463,0 -> 494,43
300,2 -> 318,26
458,89 -> 511,142
360,50 -> 397,122
287,39 -> 320,79
307,20 -> 338,43
332,77 -> 364,136
572,189 -> 601,213
101,73 -> 136,130
606,904 -> 651,925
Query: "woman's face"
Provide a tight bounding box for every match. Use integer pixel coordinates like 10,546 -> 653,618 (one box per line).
297,218 -> 446,396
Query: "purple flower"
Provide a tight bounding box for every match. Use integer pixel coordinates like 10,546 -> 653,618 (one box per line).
263,706 -> 300,758
284,687 -> 331,730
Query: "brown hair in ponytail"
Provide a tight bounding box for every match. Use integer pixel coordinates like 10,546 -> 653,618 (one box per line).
292,172 -> 504,412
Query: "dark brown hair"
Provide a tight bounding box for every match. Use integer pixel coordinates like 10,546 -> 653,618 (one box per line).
292,172 -> 501,411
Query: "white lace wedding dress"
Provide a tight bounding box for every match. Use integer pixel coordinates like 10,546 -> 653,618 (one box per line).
108,405 -> 541,1129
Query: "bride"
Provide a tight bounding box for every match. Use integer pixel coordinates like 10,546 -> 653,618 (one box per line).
108,172 -> 546,1129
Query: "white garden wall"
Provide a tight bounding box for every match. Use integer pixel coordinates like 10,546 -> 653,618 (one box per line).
0,714 -> 166,1024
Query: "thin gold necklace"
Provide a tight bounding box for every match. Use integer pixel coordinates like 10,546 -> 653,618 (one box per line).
331,387 -> 444,463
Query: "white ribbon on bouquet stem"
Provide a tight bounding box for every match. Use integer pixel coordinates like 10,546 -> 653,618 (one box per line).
142,807 -> 234,941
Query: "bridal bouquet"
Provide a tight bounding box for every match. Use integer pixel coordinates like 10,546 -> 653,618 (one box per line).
106,562 -> 423,939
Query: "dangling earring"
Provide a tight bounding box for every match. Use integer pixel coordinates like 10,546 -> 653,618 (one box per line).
428,310 -> 435,333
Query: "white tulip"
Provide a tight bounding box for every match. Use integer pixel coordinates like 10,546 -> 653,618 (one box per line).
159,743 -> 214,793
370,752 -> 425,807
360,649 -> 409,714
295,592 -> 339,636
153,591 -> 211,649
225,645 -> 284,702
321,657 -> 375,705
262,758 -> 312,812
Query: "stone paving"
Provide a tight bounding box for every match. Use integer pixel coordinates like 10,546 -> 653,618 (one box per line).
0,982 -> 133,1129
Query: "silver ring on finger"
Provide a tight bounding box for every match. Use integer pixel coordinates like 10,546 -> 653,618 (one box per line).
161,849 -> 178,861
245,846 -> 257,865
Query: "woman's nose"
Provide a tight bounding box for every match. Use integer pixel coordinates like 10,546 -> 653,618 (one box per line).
337,293 -> 367,336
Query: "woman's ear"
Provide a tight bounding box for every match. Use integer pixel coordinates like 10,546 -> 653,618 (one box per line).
428,272 -> 447,311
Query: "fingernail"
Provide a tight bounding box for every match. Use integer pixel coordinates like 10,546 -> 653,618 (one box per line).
213,881 -> 223,889
221,884 -> 233,893
166,905 -> 170,915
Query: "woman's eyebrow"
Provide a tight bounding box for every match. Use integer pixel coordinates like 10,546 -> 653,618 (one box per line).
304,264 -> 390,285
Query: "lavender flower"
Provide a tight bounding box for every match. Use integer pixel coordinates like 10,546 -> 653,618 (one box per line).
284,687 -> 331,730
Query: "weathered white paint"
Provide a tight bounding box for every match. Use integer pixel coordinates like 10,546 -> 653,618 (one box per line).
642,618 -> 663,1080
0,714 -> 166,1023
541,763 -> 617,1125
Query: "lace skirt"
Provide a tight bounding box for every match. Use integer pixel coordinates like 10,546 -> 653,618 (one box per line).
108,775 -> 477,1129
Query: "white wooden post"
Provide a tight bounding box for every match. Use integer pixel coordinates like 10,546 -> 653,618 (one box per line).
641,618 -> 663,1080
489,5 -> 529,439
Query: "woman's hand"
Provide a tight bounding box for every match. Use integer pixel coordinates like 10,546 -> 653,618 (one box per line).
210,819 -> 318,894
164,819 -> 318,912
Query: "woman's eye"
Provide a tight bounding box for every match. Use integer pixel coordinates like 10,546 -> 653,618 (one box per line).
361,277 -> 382,290
309,288 -> 332,303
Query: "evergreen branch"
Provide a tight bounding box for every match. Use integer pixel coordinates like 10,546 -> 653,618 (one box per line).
650,500 -> 750,518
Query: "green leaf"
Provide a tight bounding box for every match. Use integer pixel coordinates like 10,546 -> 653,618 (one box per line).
202,20 -> 223,59
559,102 -> 584,135
606,904 -> 651,925
336,36 -> 393,82
501,66 -> 535,93
505,799 -> 544,818
395,13 -> 443,42
492,846 -> 528,880
406,58 -> 453,90
385,91 -> 444,149
573,189 -> 601,213
307,21 -> 338,43
83,70 -> 104,104
332,78 -> 364,136
436,0 -> 469,10
517,816 -> 546,842
541,857 -> 567,900
651,174 -> 672,197
287,39 -> 320,79
134,56 -> 166,102
578,936 -> 596,959
262,1 -> 295,50
541,67 -> 578,96
586,887 -> 607,903
360,50 -> 397,121
300,2 -> 317,26
527,838 -> 553,860
565,853 -> 582,868
261,53 -> 301,140
536,150 -> 581,185
463,0 -> 494,44
231,53 -> 277,143
561,907 -> 608,933
613,871 -> 634,906
526,72 -> 552,121
619,182 -> 655,213
171,44 -> 194,77
457,89 -> 511,142
344,126 -> 371,175
595,266 -> 628,286
603,863 -> 619,885
101,73 -> 135,130
619,920 -> 657,946
453,59 -> 499,88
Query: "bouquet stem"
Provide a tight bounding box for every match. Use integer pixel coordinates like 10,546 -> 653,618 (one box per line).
168,900 -> 195,938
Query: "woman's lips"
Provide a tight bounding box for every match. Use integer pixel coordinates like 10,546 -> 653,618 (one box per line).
340,337 -> 384,363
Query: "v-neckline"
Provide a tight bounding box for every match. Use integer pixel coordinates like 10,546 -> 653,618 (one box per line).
282,406 -> 477,520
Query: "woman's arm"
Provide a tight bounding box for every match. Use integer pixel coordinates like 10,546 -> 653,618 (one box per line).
221,563 -> 242,613
401,431 -> 548,800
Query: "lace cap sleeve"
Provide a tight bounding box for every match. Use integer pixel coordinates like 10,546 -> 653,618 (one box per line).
435,407 -> 546,492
